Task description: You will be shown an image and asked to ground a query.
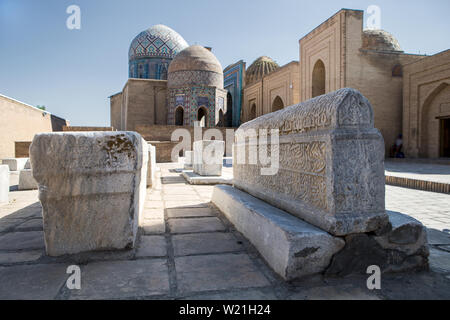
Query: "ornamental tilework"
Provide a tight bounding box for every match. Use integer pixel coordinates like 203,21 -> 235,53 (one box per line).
168,70 -> 223,88
224,61 -> 245,127
129,25 -> 188,61
129,25 -> 188,79
168,87 -> 217,127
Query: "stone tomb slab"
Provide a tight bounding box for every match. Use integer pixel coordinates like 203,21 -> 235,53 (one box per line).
165,200 -> 209,209
182,170 -> 233,185
212,184 -> 345,280
1,158 -> 28,171
18,169 -> 38,190
233,88 -> 388,236
193,140 -> 224,176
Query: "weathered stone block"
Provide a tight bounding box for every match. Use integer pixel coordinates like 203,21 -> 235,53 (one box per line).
326,211 -> 429,276
147,143 -> 156,188
193,140 -> 224,176
24,159 -> 31,169
233,88 -> 388,236
1,158 -> 28,171
184,151 -> 193,170
212,185 -> 345,280
18,169 -> 38,190
0,165 -> 9,204
373,211 -> 429,271
30,132 -> 148,256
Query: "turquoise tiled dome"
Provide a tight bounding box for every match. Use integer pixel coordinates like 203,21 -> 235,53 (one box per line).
129,24 -> 188,61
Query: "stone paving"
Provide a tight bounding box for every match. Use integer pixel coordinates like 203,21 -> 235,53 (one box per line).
386,185 -> 450,232
0,163 -> 449,299
385,160 -> 450,184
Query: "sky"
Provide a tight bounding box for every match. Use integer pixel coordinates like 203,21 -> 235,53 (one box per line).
0,0 -> 449,126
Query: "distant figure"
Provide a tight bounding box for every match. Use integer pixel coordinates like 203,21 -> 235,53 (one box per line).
393,134 -> 404,158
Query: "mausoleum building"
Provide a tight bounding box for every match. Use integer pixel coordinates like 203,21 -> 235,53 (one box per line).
109,9 -> 449,158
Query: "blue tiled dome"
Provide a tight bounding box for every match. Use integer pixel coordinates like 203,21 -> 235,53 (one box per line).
129,24 -> 188,61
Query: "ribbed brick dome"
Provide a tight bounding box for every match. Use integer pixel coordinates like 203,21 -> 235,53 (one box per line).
362,29 -> 402,52
246,56 -> 279,85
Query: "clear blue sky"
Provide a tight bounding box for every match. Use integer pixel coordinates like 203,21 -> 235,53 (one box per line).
1,0 -> 449,126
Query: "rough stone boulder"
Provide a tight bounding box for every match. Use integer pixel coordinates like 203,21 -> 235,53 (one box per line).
30,132 -> 148,256
326,211 -> 429,275
233,88 -> 388,236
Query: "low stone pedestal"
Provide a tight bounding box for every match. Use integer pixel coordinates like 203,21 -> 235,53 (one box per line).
0,165 -> 9,204
193,140 -> 224,176
147,143 -> 157,188
18,169 -> 38,190
212,185 -> 429,279
184,151 -> 193,170
212,185 -> 345,280
1,158 -> 28,171
182,170 -> 233,185
30,131 -> 148,256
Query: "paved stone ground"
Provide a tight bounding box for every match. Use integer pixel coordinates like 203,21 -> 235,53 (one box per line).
385,160 -> 450,184
0,163 -> 449,300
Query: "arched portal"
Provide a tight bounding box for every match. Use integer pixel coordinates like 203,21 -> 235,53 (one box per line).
420,83 -> 450,158
272,96 -> 284,112
197,107 -> 208,127
218,109 -> 224,127
226,92 -> 233,127
312,59 -> 325,98
249,103 -> 256,121
175,107 -> 184,126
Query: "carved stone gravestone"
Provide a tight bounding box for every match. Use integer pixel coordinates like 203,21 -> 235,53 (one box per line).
233,88 -> 388,236
30,132 -> 148,256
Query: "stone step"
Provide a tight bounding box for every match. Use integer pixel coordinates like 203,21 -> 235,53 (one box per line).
211,184 -> 345,280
